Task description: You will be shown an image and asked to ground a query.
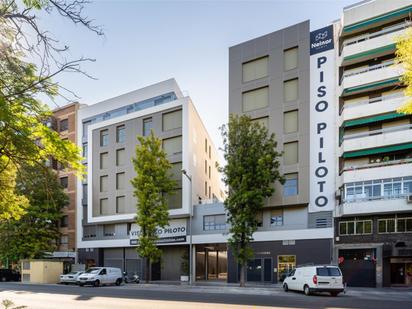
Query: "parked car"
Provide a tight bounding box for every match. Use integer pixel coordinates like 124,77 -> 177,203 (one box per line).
0,269 -> 20,282
59,271 -> 84,285
77,267 -> 123,287
283,265 -> 344,296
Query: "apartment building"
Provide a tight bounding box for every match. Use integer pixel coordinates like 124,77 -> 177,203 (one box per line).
50,102 -> 80,266
76,79 -> 223,281
226,21 -> 335,284
335,0 -> 412,287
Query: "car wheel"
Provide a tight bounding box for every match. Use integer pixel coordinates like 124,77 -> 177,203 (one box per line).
283,283 -> 289,292
304,285 -> 311,296
79,283 -> 84,287
93,280 -> 100,287
330,292 -> 339,297
115,279 -> 122,286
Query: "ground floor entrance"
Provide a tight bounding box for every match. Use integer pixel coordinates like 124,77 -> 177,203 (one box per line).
195,244 -> 227,281
390,258 -> 412,286
339,248 -> 377,288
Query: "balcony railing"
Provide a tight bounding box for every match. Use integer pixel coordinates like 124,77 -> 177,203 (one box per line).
342,21 -> 411,48
343,123 -> 412,141
341,92 -> 406,112
342,157 -> 412,173
341,60 -> 395,83
343,193 -> 409,204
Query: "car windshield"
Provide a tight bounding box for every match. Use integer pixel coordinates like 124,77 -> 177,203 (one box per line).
67,272 -> 78,275
85,268 -> 100,274
316,267 -> 341,276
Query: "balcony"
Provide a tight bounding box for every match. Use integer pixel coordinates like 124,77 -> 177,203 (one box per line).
340,163 -> 412,184
341,93 -> 407,121
342,125 -> 412,153
341,62 -> 403,94
338,197 -> 412,217
342,22 -> 411,65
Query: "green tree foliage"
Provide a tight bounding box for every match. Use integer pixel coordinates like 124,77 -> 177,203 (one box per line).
396,28 -> 412,114
0,164 -> 68,262
219,114 -> 284,287
131,132 -> 176,282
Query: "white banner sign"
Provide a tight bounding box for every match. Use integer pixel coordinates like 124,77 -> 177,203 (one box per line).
309,25 -> 337,213
129,218 -> 187,242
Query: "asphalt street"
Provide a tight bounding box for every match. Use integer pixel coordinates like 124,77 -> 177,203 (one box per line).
1,282 -> 412,309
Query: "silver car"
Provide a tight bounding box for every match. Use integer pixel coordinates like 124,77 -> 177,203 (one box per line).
60,271 -> 84,285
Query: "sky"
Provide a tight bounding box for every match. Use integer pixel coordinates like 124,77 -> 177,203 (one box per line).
40,0 -> 358,154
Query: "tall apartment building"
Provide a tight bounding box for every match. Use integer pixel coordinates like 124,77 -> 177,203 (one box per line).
50,102 -> 80,266
334,0 -> 412,287
227,20 -> 335,283
76,79 -> 223,281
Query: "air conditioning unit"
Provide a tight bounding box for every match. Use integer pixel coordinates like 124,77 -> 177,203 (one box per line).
407,195 -> 412,203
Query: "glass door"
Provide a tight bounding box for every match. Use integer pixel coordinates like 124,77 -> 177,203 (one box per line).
277,255 -> 296,282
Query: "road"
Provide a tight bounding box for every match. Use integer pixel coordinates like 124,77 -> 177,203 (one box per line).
1,282 -> 412,309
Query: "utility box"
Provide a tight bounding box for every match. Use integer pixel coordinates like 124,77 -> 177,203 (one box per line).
20,260 -> 64,284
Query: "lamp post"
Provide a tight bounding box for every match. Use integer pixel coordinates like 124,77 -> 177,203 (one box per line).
182,169 -> 193,285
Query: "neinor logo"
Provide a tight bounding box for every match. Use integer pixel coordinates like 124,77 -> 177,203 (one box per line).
311,38 -> 332,49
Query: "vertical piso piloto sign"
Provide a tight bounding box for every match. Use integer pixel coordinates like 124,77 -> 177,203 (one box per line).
309,24 -> 336,213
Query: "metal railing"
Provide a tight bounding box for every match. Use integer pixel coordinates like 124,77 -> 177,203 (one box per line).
342,157 -> 412,172
343,123 -> 412,141
341,92 -> 406,112
341,60 -> 395,82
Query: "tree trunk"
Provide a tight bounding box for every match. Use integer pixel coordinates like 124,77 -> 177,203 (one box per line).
145,258 -> 150,283
240,263 -> 246,287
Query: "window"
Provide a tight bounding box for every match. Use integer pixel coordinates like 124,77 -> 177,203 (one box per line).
242,87 -> 269,112
116,196 -> 125,214
339,220 -> 372,235
59,119 -> 68,132
165,188 -> 182,210
209,145 -> 211,159
284,78 -> 298,102
283,142 -> 298,165
116,172 -> 125,190
270,209 -> 283,226
251,117 -> 269,128
100,198 -> 109,215
203,214 -> 226,231
205,181 -> 208,196
209,186 -> 211,199
143,118 -> 153,136
60,176 -> 68,189
100,175 -> 108,192
242,56 -> 268,82
100,152 -> 108,169
162,136 -> 182,156
60,235 -> 68,244
205,138 -> 208,153
284,110 -> 298,133
82,143 -> 88,158
284,47 -> 298,71
316,267 -> 341,277
378,218 -> 396,233
103,224 -> 115,237
116,125 -> 125,143
209,166 -> 211,179
162,109 -> 182,131
378,217 -> 412,233
397,217 -> 412,232
116,148 -> 125,166
60,215 -> 68,227
283,173 -> 298,196
100,129 -> 108,146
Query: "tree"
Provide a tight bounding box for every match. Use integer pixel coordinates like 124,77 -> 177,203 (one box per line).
0,0 -> 102,219
0,163 -> 68,263
396,28 -> 412,114
131,132 -> 176,283
219,114 -> 284,287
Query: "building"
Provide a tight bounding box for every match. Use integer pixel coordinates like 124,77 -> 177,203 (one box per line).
334,0 -> 412,287
227,20 -> 335,283
50,102 -> 80,267
76,79 -> 224,281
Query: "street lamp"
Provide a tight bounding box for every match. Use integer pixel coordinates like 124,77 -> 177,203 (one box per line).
181,169 -> 193,285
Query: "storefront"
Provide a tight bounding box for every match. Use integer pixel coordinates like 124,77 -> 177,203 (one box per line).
195,244 -> 227,281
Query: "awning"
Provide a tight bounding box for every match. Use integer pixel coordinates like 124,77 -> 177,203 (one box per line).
343,142 -> 412,158
343,112 -> 407,128
342,77 -> 401,96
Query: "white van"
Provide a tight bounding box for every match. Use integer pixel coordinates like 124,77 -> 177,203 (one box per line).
77,267 -> 123,287
283,265 -> 344,296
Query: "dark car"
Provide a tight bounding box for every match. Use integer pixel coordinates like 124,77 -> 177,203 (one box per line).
0,269 -> 21,282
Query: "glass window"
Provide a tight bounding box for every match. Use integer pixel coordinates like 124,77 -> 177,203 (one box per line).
100,152 -> 108,169
347,221 -> 355,234
387,219 -> 395,233
251,117 -> 269,129
82,143 -> 88,158
99,198 -> 108,215
60,235 -> 68,244
270,209 -> 283,226
283,173 -> 298,196
116,172 -> 125,190
284,47 -> 298,71
398,218 -> 406,232
242,87 -> 269,112
284,110 -> 298,133
60,215 -> 68,227
356,221 -> 364,234
116,148 -> 125,166
339,222 -> 347,235
242,56 -> 268,82
100,129 -> 108,146
162,109 -> 182,131
143,118 -> 153,136
59,119 -> 68,132
165,188 -> 182,210
407,218 -> 412,232
162,136 -> 182,156
116,196 -> 125,214
116,125 -> 125,143
100,175 -> 108,192
283,142 -> 298,165
378,219 -> 386,233
364,220 -> 372,234
82,120 -> 91,138
203,215 -> 226,231
284,78 -> 298,102
60,176 -> 68,189
103,224 -> 115,236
